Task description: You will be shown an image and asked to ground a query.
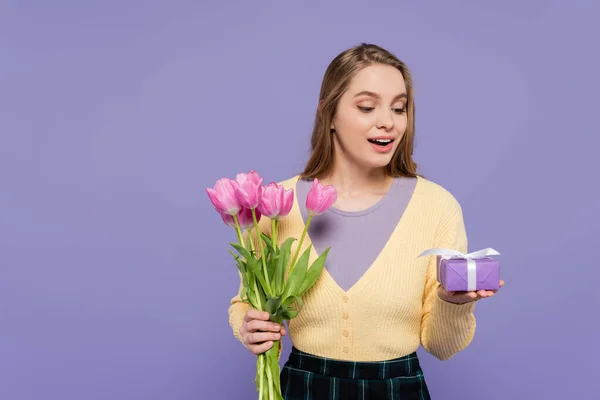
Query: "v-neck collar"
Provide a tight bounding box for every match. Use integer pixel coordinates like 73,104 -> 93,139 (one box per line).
288,175 -> 422,298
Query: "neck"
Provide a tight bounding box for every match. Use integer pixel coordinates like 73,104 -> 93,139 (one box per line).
320,154 -> 393,198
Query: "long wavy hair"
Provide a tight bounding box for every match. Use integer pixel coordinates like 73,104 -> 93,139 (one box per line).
300,43 -> 419,180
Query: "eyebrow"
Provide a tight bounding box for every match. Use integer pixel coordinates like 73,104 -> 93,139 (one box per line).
353,91 -> 407,101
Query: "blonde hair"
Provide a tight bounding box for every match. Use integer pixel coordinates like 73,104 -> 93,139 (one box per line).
300,43 -> 419,180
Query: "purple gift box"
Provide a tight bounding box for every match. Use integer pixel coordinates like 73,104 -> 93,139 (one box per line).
437,256 -> 500,292
418,247 -> 501,292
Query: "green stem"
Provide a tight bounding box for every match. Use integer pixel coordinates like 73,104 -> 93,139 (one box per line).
266,341 -> 282,400
257,354 -> 265,399
252,208 -> 272,296
289,214 -> 313,275
235,215 -> 263,311
248,227 -> 256,253
271,219 -> 278,251
247,234 -> 264,311
233,215 -> 244,249
266,361 -> 274,400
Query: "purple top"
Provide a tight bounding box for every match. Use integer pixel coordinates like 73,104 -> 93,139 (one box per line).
295,177 -> 418,292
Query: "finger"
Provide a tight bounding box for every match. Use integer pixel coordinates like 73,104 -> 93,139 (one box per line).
499,280 -> 505,288
439,286 -> 454,296
245,309 -> 270,322
249,341 -> 274,355
247,331 -> 281,345
246,319 -> 282,333
446,293 -> 476,304
456,292 -> 478,302
280,327 -> 286,336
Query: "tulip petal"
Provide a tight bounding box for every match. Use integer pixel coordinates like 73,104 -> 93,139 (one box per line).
306,178 -> 337,215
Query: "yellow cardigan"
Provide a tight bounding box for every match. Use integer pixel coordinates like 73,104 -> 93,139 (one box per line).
228,175 -> 476,362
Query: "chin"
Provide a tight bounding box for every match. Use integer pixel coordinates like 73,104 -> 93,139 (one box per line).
360,155 -> 394,170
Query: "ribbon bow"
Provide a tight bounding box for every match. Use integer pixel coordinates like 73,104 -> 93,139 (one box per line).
417,247 -> 500,291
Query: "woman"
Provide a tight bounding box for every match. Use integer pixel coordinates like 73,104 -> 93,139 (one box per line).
228,43 -> 503,399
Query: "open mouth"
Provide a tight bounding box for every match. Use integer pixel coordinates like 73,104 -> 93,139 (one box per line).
367,139 -> 393,146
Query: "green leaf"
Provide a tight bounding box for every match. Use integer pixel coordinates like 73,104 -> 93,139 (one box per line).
266,249 -> 277,283
249,259 -> 270,296
228,248 -> 240,260
275,237 -> 295,296
230,243 -> 252,263
244,232 -> 253,251
247,278 -> 267,311
244,270 -> 258,309
245,287 -> 257,308
259,233 -> 280,285
283,246 -> 311,298
230,242 -> 269,292
260,233 -> 275,255
257,290 -> 267,311
264,296 -> 281,317
282,295 -> 304,312
297,247 -> 330,296
279,309 -> 299,320
277,296 -> 304,320
229,249 -> 246,275
240,286 -> 248,302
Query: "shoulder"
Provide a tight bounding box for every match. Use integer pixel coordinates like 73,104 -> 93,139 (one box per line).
415,176 -> 463,217
276,174 -> 302,190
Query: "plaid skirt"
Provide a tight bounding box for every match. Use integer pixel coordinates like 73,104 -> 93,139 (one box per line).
281,347 -> 431,400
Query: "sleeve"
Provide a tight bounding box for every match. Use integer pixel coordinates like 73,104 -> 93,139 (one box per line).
228,276 -> 252,345
420,198 -> 477,361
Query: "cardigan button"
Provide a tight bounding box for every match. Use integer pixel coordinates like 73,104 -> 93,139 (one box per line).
343,329 -> 349,337
342,295 -> 349,303
342,312 -> 349,320
342,346 -> 349,353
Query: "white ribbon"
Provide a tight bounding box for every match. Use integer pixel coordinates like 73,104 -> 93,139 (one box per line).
417,247 -> 500,291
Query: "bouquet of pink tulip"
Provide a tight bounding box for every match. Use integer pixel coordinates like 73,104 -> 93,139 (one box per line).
206,170 -> 337,400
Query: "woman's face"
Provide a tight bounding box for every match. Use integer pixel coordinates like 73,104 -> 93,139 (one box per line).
331,63 -> 408,171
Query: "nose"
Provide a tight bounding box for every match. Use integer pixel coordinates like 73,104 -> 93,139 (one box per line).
376,109 -> 394,131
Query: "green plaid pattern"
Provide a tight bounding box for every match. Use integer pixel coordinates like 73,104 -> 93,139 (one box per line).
281,347 -> 430,400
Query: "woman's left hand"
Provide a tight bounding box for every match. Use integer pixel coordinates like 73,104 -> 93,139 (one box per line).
438,280 -> 504,304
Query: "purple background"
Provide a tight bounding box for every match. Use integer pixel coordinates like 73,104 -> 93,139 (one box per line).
1,1 -> 599,399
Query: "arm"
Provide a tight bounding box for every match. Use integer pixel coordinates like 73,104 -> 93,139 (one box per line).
228,278 -> 252,345
420,199 -> 476,361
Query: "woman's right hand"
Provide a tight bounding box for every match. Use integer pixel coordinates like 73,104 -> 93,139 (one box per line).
240,309 -> 286,355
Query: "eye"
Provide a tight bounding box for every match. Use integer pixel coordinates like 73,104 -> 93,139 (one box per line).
358,106 -> 374,113
392,107 -> 406,114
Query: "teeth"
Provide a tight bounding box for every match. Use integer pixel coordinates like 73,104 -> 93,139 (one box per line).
369,139 -> 392,144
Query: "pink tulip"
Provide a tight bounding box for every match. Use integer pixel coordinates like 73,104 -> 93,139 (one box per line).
258,182 -> 294,219
239,206 -> 259,229
232,171 -> 264,209
306,178 -> 337,216
235,170 -> 262,185
206,178 -> 241,215
279,186 -> 294,217
218,210 -> 236,228
218,207 -> 259,230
